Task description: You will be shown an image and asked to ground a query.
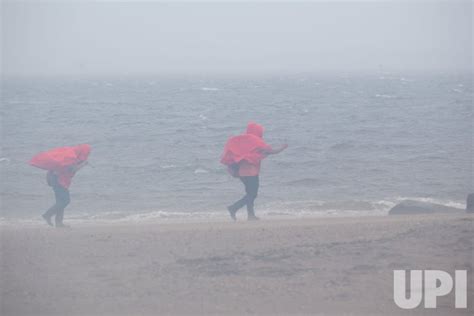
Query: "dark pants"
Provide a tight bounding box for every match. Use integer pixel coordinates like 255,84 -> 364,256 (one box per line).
43,185 -> 70,224
228,176 -> 259,216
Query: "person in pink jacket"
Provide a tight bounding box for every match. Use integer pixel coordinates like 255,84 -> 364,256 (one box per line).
222,123 -> 287,221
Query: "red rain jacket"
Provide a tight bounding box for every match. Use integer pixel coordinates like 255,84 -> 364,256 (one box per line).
30,144 -> 91,188
54,167 -> 76,189
220,123 -> 272,175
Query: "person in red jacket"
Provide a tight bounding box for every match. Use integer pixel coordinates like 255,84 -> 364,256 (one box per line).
222,122 -> 287,221
42,160 -> 88,228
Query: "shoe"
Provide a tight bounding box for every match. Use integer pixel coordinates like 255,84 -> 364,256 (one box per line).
248,215 -> 260,221
227,207 -> 237,221
42,214 -> 53,227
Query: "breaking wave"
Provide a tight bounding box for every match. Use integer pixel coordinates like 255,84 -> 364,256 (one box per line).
1,197 -> 464,227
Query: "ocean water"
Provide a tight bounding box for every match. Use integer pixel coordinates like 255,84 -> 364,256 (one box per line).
1,73 -> 472,223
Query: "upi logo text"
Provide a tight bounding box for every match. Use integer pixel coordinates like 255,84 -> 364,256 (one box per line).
393,270 -> 467,309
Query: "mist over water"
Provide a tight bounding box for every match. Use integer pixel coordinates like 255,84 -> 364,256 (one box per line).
1,73 -> 471,222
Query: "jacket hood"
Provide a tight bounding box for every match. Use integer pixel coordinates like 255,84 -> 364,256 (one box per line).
74,144 -> 91,162
246,122 -> 264,138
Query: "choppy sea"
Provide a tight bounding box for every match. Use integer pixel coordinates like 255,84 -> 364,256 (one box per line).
1,73 -> 472,224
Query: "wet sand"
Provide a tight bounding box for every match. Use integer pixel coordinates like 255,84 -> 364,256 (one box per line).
1,214 -> 472,315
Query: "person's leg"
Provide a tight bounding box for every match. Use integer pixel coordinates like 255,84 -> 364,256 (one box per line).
53,186 -> 70,227
244,176 -> 259,219
228,196 -> 247,213
228,177 -> 251,214
42,186 -> 63,226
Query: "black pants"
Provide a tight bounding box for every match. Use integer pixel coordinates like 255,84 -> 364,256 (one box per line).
43,185 -> 70,224
228,176 -> 259,216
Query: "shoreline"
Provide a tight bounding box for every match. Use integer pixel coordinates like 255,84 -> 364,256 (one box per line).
0,212 -> 391,228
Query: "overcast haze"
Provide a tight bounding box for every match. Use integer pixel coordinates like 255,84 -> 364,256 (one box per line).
2,1 -> 472,77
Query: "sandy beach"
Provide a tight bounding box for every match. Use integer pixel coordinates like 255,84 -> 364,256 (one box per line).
1,214 -> 472,316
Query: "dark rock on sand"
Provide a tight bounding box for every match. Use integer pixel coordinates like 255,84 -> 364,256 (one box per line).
389,200 -> 463,215
466,193 -> 474,213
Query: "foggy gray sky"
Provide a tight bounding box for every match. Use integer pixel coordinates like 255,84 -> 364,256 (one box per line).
1,0 -> 472,77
